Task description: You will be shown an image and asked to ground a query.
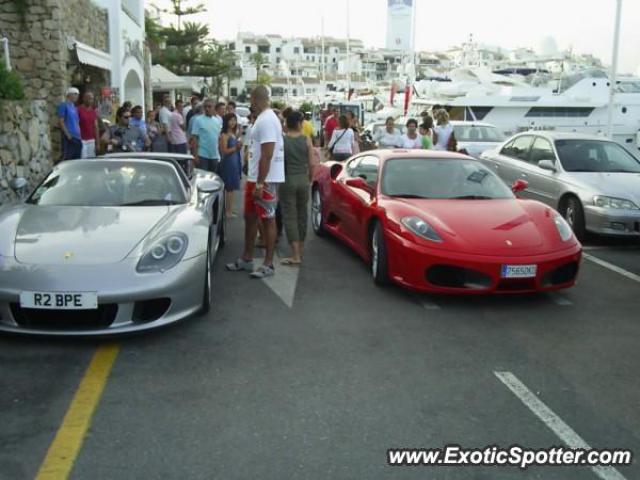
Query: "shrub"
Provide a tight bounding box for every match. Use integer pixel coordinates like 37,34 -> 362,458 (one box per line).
0,62 -> 25,100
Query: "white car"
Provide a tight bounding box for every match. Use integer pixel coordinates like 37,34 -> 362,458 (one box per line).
450,121 -> 505,158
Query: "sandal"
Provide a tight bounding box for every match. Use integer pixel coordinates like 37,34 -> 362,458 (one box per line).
281,258 -> 302,266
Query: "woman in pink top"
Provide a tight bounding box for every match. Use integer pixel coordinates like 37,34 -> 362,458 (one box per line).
168,110 -> 188,154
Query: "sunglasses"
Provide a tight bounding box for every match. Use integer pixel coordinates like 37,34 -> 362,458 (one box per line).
122,115 -> 131,119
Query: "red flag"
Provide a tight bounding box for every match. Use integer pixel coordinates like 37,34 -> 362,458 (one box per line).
390,82 -> 397,107
404,84 -> 412,116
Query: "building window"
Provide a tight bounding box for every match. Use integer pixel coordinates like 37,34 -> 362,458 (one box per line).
230,87 -> 238,97
276,47 -> 281,53
294,47 -> 300,54
258,45 -> 270,53
245,46 -> 251,53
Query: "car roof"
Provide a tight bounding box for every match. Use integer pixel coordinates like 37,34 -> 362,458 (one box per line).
360,149 -> 472,161
513,131 -> 613,142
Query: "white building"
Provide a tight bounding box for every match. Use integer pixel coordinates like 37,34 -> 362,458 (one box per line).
90,0 -> 147,108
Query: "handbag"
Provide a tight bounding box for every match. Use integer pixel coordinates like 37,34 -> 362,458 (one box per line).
328,128 -> 348,157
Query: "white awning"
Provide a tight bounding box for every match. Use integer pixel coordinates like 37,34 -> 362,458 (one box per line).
74,41 -> 112,71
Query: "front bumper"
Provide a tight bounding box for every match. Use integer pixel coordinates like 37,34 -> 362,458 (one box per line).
0,255 -> 206,336
385,231 -> 582,294
584,205 -> 640,237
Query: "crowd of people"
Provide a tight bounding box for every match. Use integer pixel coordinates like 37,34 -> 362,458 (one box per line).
321,103 -> 458,160
55,85 -> 457,280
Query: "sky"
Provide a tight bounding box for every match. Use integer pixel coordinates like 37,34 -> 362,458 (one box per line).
153,0 -> 640,74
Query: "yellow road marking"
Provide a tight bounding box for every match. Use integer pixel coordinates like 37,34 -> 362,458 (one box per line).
35,344 -> 119,480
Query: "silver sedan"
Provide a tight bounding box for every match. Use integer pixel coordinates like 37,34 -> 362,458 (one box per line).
480,132 -> 640,240
0,154 -> 225,335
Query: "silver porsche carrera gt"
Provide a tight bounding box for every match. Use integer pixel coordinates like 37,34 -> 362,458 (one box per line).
0,153 -> 225,335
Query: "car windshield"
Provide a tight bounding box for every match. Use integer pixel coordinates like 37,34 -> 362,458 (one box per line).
236,106 -> 251,117
382,158 -> 514,199
372,124 -> 405,136
555,139 -> 640,173
27,161 -> 187,206
453,125 -> 504,143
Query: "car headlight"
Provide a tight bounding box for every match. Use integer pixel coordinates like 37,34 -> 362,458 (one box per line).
553,214 -> 573,242
593,195 -> 639,210
401,216 -> 442,242
137,233 -> 189,273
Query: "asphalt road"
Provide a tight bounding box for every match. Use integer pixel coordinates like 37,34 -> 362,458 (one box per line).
1,210 -> 639,480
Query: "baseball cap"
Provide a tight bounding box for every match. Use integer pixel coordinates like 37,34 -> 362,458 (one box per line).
67,87 -> 80,95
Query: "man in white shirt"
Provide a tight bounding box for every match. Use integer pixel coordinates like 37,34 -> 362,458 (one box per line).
159,96 -> 172,134
226,86 -> 284,279
374,116 -> 403,149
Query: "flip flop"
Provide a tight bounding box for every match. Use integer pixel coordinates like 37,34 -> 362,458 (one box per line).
281,258 -> 302,266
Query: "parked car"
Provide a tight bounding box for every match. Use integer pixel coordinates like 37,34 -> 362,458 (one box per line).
450,121 -> 505,158
480,132 -> 640,239
0,153 -> 225,335
311,150 -> 581,294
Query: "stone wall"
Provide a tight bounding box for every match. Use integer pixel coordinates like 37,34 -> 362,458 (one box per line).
0,101 -> 52,205
0,0 -> 109,159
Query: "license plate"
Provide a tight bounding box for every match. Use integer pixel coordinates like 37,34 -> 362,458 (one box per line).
20,292 -> 98,310
501,265 -> 537,279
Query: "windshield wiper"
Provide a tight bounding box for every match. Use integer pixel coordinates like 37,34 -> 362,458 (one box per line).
452,195 -> 494,200
390,194 -> 432,199
121,199 -> 181,206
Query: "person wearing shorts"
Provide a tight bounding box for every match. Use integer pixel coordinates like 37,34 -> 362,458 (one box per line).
226,85 -> 285,279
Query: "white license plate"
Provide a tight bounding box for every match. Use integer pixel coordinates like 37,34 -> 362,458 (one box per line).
20,292 -> 98,310
501,265 -> 537,279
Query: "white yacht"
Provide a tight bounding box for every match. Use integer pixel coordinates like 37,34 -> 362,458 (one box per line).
411,68 -> 640,154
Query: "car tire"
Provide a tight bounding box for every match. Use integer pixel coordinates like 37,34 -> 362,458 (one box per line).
311,186 -> 325,236
561,196 -> 586,241
201,243 -> 212,315
371,221 -> 389,286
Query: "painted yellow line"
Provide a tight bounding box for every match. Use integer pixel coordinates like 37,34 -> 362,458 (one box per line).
35,344 -> 119,480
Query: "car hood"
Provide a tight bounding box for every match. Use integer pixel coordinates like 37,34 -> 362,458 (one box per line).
385,198 -> 567,256
564,172 -> 640,204
14,206 -> 171,265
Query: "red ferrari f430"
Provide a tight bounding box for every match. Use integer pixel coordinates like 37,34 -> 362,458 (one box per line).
311,150 -> 581,294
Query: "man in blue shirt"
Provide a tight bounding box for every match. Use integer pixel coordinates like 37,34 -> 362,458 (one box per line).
190,99 -> 222,172
57,87 -> 82,160
129,105 -> 148,151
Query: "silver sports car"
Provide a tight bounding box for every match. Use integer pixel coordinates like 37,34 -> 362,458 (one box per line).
0,153 -> 225,335
480,132 -> 640,240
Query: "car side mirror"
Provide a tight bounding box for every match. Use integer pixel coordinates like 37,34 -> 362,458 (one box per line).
538,159 -> 556,172
511,179 -> 528,193
197,178 -> 223,194
346,177 -> 374,195
10,177 -> 28,192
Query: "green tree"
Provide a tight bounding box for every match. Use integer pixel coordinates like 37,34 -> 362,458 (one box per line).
256,71 -> 271,86
145,14 -> 165,57
193,42 -> 241,98
165,0 -> 206,30
250,52 -> 267,71
299,101 -> 314,114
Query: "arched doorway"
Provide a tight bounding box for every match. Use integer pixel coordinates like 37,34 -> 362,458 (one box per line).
123,69 -> 144,108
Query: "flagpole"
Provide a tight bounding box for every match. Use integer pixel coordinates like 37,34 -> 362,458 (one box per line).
346,0 -> 351,98
607,0 -> 622,140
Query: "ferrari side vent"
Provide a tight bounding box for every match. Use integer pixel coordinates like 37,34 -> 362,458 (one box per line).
426,265 -> 492,289
132,298 -> 171,323
541,262 -> 579,287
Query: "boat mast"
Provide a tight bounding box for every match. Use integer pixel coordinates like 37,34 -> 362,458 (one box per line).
346,0 -> 351,98
607,0 -> 622,139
